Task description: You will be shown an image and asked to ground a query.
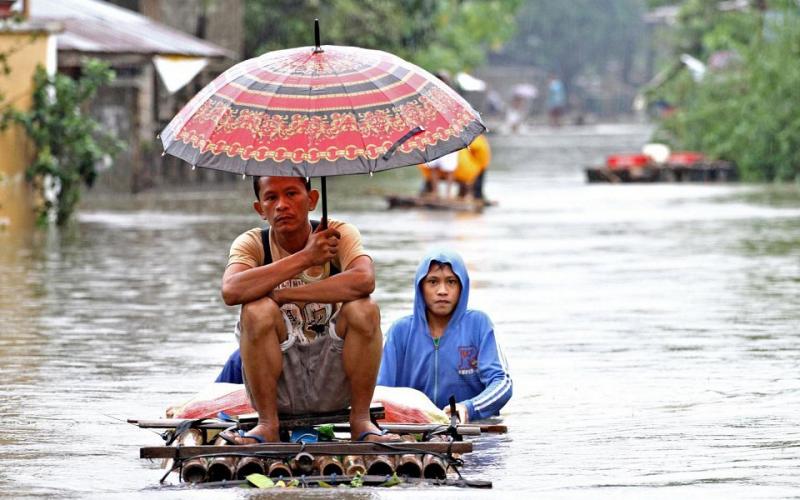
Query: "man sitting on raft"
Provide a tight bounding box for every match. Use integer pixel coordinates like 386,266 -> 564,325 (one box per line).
219,175 -> 396,444
378,248 -> 512,423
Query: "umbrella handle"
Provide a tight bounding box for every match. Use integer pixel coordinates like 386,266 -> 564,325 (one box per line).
320,176 -> 328,230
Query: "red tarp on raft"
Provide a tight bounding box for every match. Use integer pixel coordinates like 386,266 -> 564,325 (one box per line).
167,383 -> 449,425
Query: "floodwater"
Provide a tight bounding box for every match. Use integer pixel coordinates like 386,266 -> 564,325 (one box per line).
1,123 -> 800,499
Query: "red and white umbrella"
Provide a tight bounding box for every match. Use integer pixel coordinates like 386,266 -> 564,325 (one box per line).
160,20 -> 485,224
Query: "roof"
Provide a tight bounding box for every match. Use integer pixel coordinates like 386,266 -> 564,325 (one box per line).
29,0 -> 233,59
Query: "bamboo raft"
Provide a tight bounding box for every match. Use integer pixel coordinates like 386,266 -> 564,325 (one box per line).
133,403 -> 505,489
385,195 -> 496,213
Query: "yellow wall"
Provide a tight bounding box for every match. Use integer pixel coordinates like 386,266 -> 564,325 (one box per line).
0,31 -> 52,233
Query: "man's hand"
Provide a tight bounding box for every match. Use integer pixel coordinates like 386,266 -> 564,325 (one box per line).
267,288 -> 286,306
303,226 -> 341,266
443,403 -> 469,423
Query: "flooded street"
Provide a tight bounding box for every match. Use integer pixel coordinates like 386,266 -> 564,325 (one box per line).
2,123 -> 800,499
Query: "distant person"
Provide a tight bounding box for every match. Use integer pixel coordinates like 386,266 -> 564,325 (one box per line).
505,93 -> 526,133
427,151 -> 459,199
378,248 -> 512,423
546,74 -> 566,127
455,134 -> 492,202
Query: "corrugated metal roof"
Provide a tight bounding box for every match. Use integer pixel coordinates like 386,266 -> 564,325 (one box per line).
29,0 -> 233,58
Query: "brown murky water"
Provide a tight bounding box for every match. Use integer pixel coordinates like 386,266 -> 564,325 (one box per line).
2,124 -> 799,499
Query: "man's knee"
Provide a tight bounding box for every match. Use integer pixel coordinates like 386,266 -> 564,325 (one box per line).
340,297 -> 380,333
241,297 -> 282,338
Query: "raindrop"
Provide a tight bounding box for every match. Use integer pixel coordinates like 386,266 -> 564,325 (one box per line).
161,152 -> 166,157
192,165 -> 196,170
242,173 -> 247,179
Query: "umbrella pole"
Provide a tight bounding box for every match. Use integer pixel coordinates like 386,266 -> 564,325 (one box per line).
320,176 -> 328,230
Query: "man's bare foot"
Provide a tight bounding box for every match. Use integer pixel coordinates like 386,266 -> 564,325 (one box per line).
220,423 -> 279,445
350,420 -> 402,442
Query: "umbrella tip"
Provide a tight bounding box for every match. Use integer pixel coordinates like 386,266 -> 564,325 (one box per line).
313,19 -> 323,53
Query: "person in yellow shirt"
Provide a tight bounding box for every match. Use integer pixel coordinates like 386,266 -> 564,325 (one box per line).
418,135 -> 491,202
455,134 -> 491,201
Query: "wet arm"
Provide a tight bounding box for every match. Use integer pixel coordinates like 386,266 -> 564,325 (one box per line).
221,251 -> 313,306
271,255 -> 375,305
463,327 -> 513,421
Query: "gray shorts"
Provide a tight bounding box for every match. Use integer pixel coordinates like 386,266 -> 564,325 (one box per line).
235,317 -> 351,415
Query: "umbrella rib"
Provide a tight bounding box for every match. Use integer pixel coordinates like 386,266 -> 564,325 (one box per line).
360,60 -> 429,169
328,54 -> 373,174
418,80 -> 472,158
230,52 -> 313,176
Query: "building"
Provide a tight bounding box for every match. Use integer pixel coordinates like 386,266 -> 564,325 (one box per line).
27,0 -> 239,192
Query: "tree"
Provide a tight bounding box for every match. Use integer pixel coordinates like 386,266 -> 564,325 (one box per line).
3,59 -> 123,225
243,0 -> 522,72
495,0 -> 649,88
652,1 -> 800,181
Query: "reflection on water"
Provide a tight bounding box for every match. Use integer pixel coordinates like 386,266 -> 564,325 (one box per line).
1,124 -> 799,498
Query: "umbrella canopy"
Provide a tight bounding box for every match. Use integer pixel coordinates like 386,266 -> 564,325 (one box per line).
160,29 -> 485,178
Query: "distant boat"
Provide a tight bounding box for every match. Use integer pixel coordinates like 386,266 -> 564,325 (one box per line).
386,195 -> 497,213
586,151 -> 737,183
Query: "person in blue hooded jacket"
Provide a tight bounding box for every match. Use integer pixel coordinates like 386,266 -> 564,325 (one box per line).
377,248 -> 512,423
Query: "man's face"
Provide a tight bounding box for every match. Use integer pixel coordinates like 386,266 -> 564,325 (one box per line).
253,176 -> 318,233
421,263 -> 461,319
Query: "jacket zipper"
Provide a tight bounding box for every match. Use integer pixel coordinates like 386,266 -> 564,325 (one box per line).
433,337 -> 440,406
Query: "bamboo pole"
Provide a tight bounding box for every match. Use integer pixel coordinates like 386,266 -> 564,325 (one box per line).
177,429 -> 207,483
396,436 -> 423,478
141,441 -> 473,459
365,454 -> 395,476
343,455 -> 366,475
234,456 -> 265,480
315,455 -> 344,476
266,459 -> 293,479
422,454 -> 447,479
206,437 -> 236,482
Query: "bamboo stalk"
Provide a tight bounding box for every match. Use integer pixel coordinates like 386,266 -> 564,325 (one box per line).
343,455 -> 366,475
422,454 -> 447,479
396,436 -> 423,478
206,437 -> 236,482
234,456 -> 265,480
290,452 -> 315,476
178,429 -> 207,483
365,454 -> 395,476
266,459 -> 293,479
315,455 -> 344,476
141,441 -> 473,459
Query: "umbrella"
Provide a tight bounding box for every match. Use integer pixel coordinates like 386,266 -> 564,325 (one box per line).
160,20 -> 485,227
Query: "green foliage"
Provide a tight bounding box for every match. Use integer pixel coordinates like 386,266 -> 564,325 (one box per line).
4,59 -> 122,225
655,8 -> 800,182
243,0 -> 522,72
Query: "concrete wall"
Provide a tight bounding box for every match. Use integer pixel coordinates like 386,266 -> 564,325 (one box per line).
0,29 -> 55,232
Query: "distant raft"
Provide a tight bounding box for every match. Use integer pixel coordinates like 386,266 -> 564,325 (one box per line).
586,151 -> 737,183
386,195 -> 496,213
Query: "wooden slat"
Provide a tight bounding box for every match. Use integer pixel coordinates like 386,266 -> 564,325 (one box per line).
129,404 -> 384,429
140,441 -> 473,459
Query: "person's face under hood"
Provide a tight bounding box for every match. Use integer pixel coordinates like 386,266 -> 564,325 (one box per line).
420,262 -> 462,320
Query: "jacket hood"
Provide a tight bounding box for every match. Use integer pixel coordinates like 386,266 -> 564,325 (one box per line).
412,247 -> 470,334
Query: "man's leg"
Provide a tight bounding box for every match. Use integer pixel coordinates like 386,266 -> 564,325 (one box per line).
336,297 -> 398,442
233,297 -> 287,443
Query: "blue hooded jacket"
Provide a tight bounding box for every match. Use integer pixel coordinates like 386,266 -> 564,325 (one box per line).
377,248 -> 512,421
